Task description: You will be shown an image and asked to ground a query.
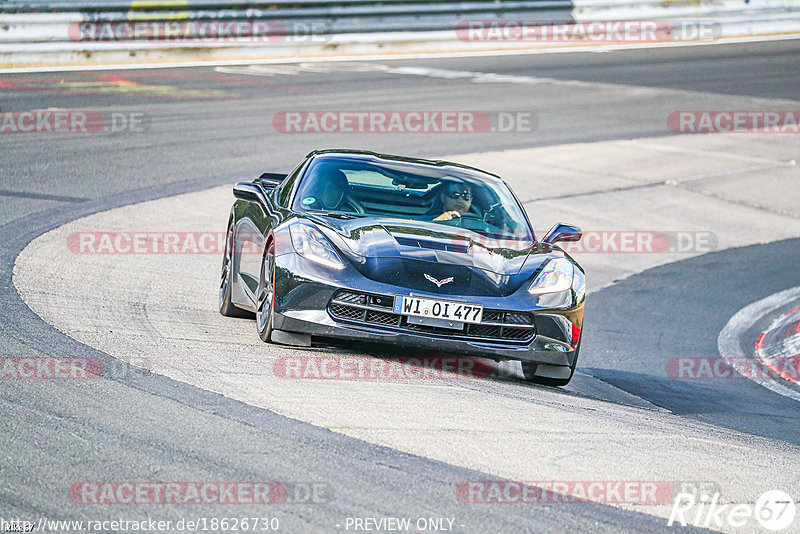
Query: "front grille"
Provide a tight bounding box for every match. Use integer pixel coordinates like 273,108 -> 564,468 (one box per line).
502,327 -> 535,340
366,310 -> 402,326
482,311 -> 503,323
328,290 -> 535,344
468,324 -> 503,338
329,303 -> 363,320
504,312 -> 533,325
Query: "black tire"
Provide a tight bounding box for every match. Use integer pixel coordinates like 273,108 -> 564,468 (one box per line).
219,221 -> 253,318
521,337 -> 581,387
256,251 -> 275,343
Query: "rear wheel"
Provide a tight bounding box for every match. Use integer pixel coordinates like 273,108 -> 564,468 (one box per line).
521,337 -> 581,387
256,251 -> 275,343
219,221 -> 252,318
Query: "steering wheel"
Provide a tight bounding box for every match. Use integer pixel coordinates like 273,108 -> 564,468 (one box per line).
339,195 -> 365,214
440,211 -> 494,231
436,211 -> 479,223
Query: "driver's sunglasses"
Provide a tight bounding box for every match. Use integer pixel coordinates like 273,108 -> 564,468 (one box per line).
446,191 -> 473,201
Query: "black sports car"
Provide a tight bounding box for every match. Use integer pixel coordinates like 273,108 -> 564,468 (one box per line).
219,150 -> 585,386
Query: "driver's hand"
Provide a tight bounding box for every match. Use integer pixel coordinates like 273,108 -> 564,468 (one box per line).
433,211 -> 461,221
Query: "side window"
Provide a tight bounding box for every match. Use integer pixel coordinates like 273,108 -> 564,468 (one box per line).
277,159 -> 309,207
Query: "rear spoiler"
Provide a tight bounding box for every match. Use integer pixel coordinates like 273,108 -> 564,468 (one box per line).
257,172 -> 287,189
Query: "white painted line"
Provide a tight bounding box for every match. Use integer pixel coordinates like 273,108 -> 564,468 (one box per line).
1,33 -> 799,74
667,160 -> 798,185
718,285 -> 800,403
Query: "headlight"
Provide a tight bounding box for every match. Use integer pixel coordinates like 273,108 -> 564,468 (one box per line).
290,224 -> 345,270
572,266 -> 585,303
528,258 -> 574,295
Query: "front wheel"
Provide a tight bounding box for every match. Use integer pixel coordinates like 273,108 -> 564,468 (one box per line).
521,337 -> 580,387
256,251 -> 275,343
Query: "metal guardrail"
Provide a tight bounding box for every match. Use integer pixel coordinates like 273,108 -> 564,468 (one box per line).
0,0 -> 578,43
0,0 -> 797,66
0,0 -> 575,14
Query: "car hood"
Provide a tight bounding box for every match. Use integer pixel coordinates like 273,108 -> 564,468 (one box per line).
308,215 -> 556,297
319,217 -> 531,272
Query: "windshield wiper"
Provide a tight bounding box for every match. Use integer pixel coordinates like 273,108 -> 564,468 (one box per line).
308,211 -> 361,220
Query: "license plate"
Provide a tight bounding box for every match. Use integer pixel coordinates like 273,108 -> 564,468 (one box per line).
393,295 -> 483,324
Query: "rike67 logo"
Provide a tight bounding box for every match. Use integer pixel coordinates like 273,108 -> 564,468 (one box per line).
669,490 -> 796,530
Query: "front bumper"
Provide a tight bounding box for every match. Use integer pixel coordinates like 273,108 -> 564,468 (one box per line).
271,252 -> 583,367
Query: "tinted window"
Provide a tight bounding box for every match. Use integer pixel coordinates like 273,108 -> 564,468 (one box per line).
277,159 -> 309,207
293,155 -> 532,242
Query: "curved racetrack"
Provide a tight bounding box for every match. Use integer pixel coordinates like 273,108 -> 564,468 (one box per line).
3,40 -> 800,533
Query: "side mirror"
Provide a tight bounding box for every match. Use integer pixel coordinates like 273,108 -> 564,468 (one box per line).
542,223 -> 582,245
233,182 -> 264,203
257,172 -> 286,189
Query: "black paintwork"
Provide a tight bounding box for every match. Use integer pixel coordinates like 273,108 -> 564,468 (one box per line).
225,150 -> 585,379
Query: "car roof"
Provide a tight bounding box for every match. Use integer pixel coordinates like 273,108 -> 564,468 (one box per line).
305,149 -> 504,184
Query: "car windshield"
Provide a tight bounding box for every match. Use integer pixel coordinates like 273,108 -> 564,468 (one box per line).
293,155 -> 533,243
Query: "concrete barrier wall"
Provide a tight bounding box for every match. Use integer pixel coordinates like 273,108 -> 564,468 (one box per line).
0,0 -> 798,67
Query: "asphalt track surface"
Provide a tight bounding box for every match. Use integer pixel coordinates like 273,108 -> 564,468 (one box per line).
2,40 -> 800,532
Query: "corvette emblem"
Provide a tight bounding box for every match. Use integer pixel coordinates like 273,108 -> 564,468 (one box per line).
424,274 -> 454,287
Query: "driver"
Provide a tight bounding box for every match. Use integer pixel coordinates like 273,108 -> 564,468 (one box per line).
432,182 -> 473,222
318,168 -> 349,210
302,165 -> 350,211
